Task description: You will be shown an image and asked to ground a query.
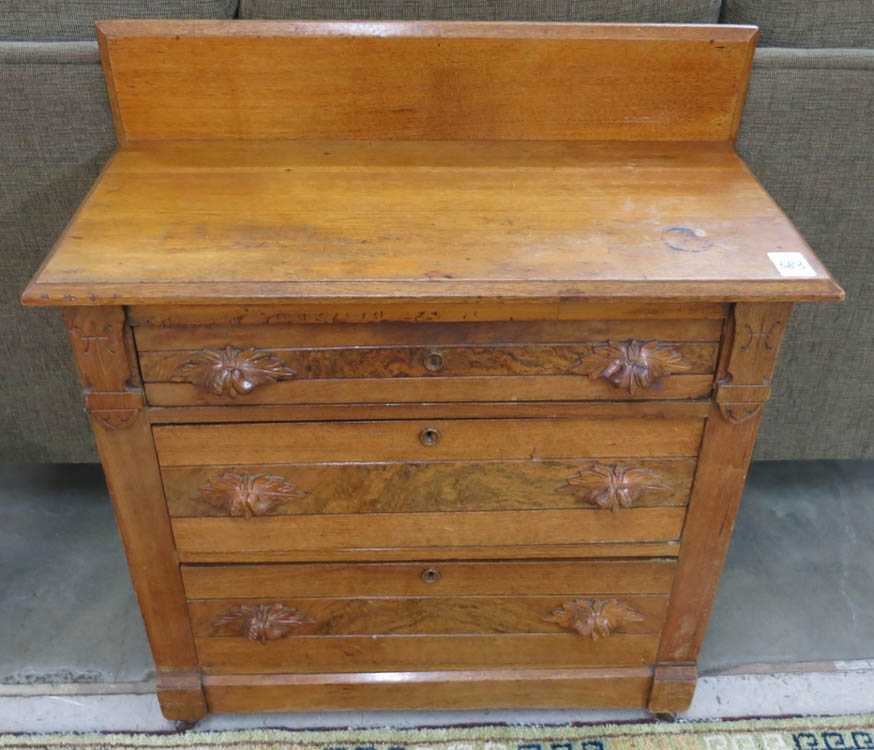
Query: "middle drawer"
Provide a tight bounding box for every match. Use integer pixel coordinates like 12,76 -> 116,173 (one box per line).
155,416 -> 702,561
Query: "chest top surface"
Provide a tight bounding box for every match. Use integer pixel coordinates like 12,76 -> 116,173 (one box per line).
22,21 -> 843,307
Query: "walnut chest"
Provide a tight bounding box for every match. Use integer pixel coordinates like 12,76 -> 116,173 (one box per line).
22,20 -> 843,720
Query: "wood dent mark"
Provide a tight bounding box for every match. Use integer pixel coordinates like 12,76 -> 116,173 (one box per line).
661,226 -> 714,253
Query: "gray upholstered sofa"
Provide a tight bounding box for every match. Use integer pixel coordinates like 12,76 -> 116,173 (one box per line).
2,1 -> 872,462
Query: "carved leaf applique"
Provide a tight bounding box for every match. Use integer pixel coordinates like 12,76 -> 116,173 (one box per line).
212,603 -> 311,644
544,599 -> 645,640
581,339 -> 689,394
560,463 -> 670,511
196,471 -> 306,517
173,346 -> 296,397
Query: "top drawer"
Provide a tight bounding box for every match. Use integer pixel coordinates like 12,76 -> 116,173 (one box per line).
136,318 -> 721,406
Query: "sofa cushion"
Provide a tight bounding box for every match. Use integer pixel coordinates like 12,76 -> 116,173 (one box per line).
1,1 -> 238,41
0,41 -> 113,462
240,0 -> 721,22
722,0 -> 874,48
740,49 -> 874,459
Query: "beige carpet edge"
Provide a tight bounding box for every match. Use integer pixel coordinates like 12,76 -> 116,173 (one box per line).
1,713 -> 873,747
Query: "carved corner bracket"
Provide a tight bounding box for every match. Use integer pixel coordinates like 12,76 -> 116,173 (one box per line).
63,307 -> 135,393
715,383 -> 772,424
84,391 -> 145,431
713,303 -> 792,424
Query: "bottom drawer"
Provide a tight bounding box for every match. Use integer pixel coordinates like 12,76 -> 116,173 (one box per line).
183,559 -> 674,674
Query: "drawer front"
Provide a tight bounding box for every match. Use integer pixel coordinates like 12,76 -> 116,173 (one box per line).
183,559 -> 674,674
136,319 -> 720,405
163,458 -> 696,517
153,417 -> 704,465
155,417 -> 701,560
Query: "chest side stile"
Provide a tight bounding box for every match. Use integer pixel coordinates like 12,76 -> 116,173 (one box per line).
63,306 -> 207,721
649,301 -> 793,712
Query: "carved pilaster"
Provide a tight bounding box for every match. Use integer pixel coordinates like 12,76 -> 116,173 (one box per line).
63,306 -> 205,721
653,302 -> 794,714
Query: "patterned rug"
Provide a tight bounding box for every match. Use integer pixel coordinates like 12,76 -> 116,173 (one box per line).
0,715 -> 872,750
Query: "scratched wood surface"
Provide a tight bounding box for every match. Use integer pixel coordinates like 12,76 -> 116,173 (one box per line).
133,318 -> 723,350
22,141 -> 842,306
153,418 -> 705,465
127,301 -> 728,326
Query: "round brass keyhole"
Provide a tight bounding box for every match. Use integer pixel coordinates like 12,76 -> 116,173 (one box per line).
419,427 -> 440,447
424,351 -> 445,372
421,567 -> 441,584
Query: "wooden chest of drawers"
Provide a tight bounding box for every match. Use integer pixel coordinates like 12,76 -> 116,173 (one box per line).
23,21 -> 843,720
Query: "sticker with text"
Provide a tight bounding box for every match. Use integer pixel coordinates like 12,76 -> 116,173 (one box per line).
768,252 -> 817,278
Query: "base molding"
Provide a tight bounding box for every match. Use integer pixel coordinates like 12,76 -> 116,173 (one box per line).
648,663 -> 698,713
203,667 -> 653,713
156,671 -> 207,721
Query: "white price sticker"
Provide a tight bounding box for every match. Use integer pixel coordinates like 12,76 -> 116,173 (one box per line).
768,252 -> 817,278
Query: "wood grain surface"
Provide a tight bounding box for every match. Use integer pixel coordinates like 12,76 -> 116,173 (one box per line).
162,458 -> 696,517
134,318 -> 723,350
96,21 -> 757,144
170,507 -> 687,560
188,596 -> 668,637
153,417 -> 705,465
195,632 -> 660,673
147,401 -> 712,424
23,141 -> 842,306
140,343 -> 718,381
145,375 -> 715,406
202,667 -> 653,711
128,300 -> 728,326
182,560 -> 677,599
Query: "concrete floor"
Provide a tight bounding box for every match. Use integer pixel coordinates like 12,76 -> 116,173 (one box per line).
1,460 -> 873,730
